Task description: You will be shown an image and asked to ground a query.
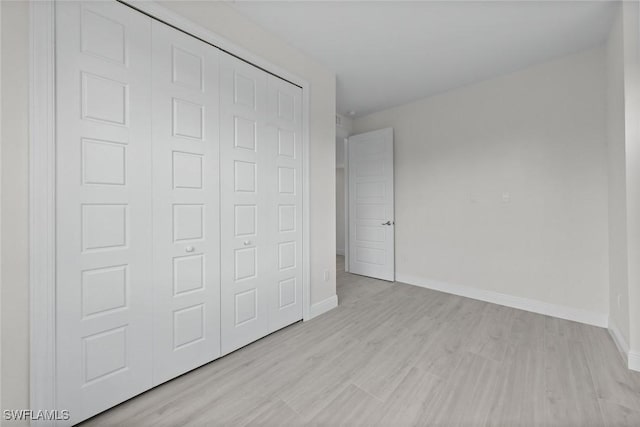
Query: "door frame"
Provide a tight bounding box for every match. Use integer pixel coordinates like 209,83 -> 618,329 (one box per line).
344,137 -> 350,272
29,0 -> 312,420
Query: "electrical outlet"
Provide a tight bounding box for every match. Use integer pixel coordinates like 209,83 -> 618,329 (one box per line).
323,270 -> 330,282
502,192 -> 511,203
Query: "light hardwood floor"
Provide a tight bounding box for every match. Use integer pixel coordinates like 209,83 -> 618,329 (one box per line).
82,256 -> 640,426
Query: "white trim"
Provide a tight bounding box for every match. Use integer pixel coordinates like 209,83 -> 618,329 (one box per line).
396,274 -> 608,328
344,137 -> 350,272
608,319 -> 640,372
30,0 -> 313,417
629,351 -> 640,372
309,295 -> 338,319
608,317 -> 630,364
0,0 -> 3,412
29,0 -> 57,423
302,82 -> 311,321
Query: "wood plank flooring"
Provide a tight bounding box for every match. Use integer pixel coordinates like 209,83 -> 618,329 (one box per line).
82,256 -> 640,426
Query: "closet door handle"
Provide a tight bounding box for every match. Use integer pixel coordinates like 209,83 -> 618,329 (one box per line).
185,246 -> 195,253
382,221 -> 392,226
243,240 -> 251,246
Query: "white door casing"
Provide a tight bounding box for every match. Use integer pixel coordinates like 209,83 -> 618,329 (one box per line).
151,20 -> 221,385
55,2 -> 154,423
348,128 -> 395,281
344,137 -> 350,272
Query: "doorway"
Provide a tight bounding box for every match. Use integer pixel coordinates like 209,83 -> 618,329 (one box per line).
335,119 -> 395,282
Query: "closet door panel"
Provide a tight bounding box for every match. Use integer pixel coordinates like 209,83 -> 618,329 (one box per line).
151,21 -> 221,384
56,3 -> 304,421
267,77 -> 304,331
55,2 -> 153,424
220,56 -> 270,355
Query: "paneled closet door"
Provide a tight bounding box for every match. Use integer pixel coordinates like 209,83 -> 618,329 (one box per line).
267,77 -> 304,331
151,21 -> 221,384
220,55 -> 270,355
220,55 -> 304,354
55,2 -> 154,424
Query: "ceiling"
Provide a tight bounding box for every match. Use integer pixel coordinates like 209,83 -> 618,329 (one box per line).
229,1 -> 617,118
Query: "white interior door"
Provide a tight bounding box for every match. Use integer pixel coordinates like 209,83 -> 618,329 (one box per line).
55,2 -> 154,423
150,21 -> 221,385
348,128 -> 395,281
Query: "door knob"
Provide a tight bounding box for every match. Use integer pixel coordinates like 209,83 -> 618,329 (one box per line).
243,240 -> 251,246
185,246 -> 195,253
381,221 -> 392,226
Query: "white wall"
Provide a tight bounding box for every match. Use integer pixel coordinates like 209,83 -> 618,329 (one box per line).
0,0 -> 336,415
336,114 -> 353,140
606,4 -> 631,349
1,0 -> 30,418
336,139 -> 345,168
354,48 -> 610,321
606,1 -> 640,369
336,137 -> 346,255
335,114 -> 352,255
619,0 -> 640,362
336,168 -> 345,255
336,114 -> 352,167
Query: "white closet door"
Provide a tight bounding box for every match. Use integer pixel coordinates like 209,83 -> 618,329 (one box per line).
220,54 -> 304,354
267,76 -> 304,331
55,2 -> 153,424
220,55 -> 270,354
151,22 -> 221,384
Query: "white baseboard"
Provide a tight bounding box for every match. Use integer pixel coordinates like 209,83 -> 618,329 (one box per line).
308,295 -> 338,320
608,317 -> 630,364
396,274 -> 608,328
336,249 -> 345,256
606,318 -> 640,372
